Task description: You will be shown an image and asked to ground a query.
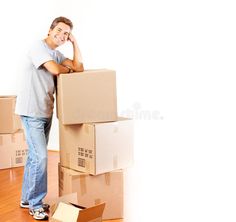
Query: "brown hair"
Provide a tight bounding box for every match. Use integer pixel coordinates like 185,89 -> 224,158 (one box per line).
50,16 -> 73,30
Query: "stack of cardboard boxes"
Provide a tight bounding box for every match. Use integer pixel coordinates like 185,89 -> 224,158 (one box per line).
0,96 -> 28,169
57,69 -> 134,220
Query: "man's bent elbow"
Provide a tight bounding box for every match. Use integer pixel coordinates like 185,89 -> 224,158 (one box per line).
75,63 -> 84,72
44,62 -> 60,75
49,69 -> 60,75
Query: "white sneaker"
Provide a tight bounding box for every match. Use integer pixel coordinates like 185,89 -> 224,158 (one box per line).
29,207 -> 48,220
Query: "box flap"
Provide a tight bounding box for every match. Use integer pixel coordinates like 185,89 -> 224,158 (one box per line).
52,202 -> 81,222
49,193 -> 105,222
77,202 -> 105,222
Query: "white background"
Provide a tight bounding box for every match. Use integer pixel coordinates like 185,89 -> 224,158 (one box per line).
1,0 -> 236,221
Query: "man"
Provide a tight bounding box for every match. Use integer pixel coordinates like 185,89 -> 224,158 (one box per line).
15,16 -> 84,220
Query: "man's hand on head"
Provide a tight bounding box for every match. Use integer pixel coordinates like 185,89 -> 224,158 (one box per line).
68,33 -> 76,43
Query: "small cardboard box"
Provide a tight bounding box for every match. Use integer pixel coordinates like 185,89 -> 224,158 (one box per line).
56,69 -> 118,125
0,129 -> 28,169
59,164 -> 123,220
59,117 -> 133,175
0,96 -> 22,133
49,193 -> 105,222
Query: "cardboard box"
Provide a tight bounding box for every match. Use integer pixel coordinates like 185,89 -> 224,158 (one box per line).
59,164 -> 123,220
59,117 -> 133,175
57,69 -> 118,125
0,129 -> 28,169
49,193 -> 105,222
0,96 -> 22,133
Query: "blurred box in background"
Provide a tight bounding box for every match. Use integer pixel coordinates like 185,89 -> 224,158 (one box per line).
0,96 -> 22,133
0,129 -> 28,169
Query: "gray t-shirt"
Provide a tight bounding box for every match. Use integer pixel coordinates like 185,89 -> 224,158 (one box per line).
15,40 -> 66,118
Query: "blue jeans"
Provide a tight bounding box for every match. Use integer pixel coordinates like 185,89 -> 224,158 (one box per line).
20,115 -> 52,210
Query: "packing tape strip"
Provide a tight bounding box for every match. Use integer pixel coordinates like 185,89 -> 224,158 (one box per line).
80,175 -> 87,195
72,174 -> 82,181
84,124 -> 90,134
60,168 -> 64,180
112,121 -> 119,133
66,153 -> 71,169
11,134 -> 16,143
19,130 -> 24,142
113,126 -> 118,133
113,155 -> 118,169
12,101 -> 15,112
59,170 -> 64,191
104,172 -> 111,186
94,198 -> 101,205
85,160 -> 90,172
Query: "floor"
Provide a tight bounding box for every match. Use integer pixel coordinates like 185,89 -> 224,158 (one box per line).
0,151 -> 122,222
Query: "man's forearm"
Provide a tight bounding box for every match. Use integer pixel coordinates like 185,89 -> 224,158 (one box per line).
71,40 -> 84,72
44,61 -> 70,75
56,64 -> 71,74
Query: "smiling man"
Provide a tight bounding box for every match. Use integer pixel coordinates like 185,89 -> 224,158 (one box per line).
15,16 -> 83,220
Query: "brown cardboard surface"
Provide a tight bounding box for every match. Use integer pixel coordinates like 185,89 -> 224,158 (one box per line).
59,164 -> 123,220
59,117 -> 133,175
49,193 -> 105,222
0,96 -> 22,133
0,129 -> 28,169
57,69 -> 117,124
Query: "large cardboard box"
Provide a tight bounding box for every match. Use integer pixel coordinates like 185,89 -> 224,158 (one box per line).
0,96 -> 22,133
49,193 -> 105,222
59,117 -> 133,175
0,129 -> 28,169
59,164 -> 123,220
57,69 -> 117,125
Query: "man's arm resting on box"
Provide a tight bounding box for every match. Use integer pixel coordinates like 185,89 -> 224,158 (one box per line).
61,33 -> 84,72
43,60 -> 71,75
61,58 -> 84,72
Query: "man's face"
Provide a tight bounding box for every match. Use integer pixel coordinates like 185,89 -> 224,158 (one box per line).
49,22 -> 71,46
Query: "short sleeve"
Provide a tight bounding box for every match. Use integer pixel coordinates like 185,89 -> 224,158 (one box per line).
56,50 -> 67,64
28,42 -> 53,69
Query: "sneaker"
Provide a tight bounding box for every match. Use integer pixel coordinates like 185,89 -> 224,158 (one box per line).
20,201 -> 50,211
20,201 -> 30,209
29,208 -> 48,220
